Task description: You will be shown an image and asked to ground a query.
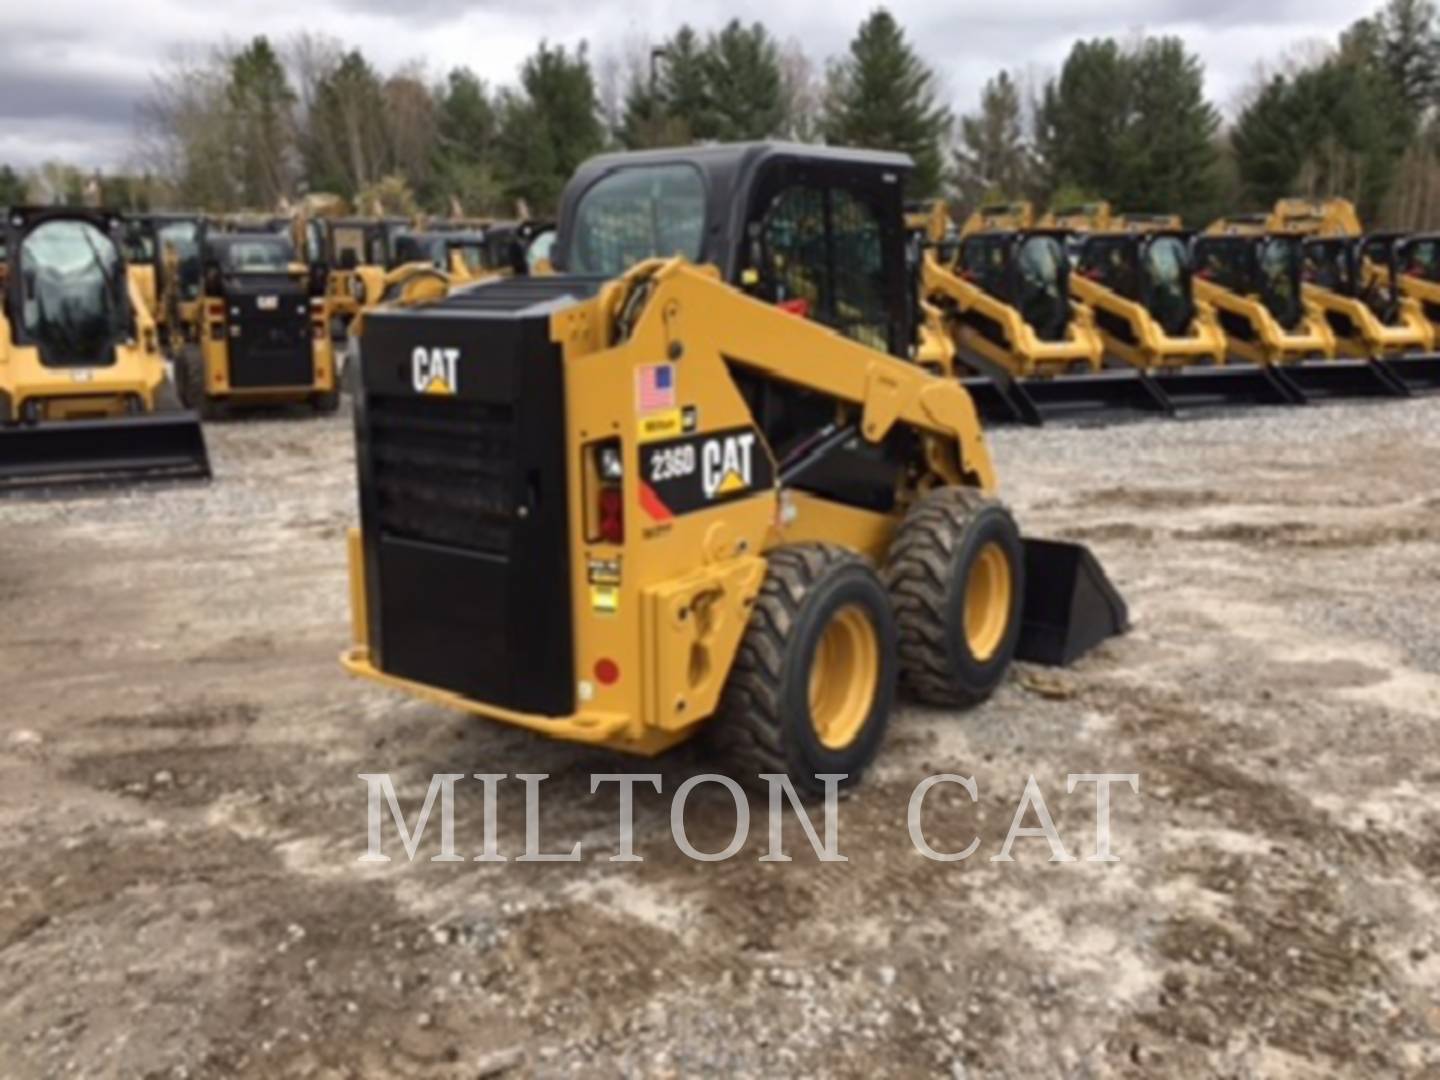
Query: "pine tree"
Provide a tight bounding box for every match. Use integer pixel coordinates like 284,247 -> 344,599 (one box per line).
225,37 -> 296,208
495,42 -> 604,212
699,21 -> 785,140
1232,57 -> 1408,221
820,9 -> 952,196
0,165 -> 25,207
953,71 -> 1034,204
1036,36 -> 1220,222
307,51 -> 391,197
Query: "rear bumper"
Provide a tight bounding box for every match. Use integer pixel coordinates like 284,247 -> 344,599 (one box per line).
339,645 -> 660,750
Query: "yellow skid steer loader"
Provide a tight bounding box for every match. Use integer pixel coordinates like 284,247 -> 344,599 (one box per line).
340,143 -> 1127,793
0,207 -> 209,490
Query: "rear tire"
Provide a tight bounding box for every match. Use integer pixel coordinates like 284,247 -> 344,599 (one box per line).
884,486 -> 1025,707
710,544 -> 897,798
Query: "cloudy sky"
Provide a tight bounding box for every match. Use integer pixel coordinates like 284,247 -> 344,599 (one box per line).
2,0 -> 1368,171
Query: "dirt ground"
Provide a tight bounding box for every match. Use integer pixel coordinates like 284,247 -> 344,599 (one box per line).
1,396 -> 1438,1079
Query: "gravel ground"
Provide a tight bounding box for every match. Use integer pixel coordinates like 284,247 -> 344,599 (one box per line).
1,396 -> 1438,1078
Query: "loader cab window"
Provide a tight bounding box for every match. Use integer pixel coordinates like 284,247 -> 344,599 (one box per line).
15,218 -> 128,368
217,237 -> 294,274
1014,235 -> 1069,342
1304,240 -> 1353,295
157,219 -> 201,301
1077,237 -> 1139,299
958,235 -> 1011,299
567,164 -> 705,277
1403,237 -> 1440,282
1258,237 -> 1303,330
750,179 -> 893,352
1141,235 -> 1194,336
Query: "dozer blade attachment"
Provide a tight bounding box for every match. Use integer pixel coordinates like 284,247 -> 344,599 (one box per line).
1149,364 -> 1305,410
1019,369 -> 1175,424
1282,359 -> 1410,401
1377,354 -> 1440,394
1017,538 -> 1130,666
0,413 -> 212,493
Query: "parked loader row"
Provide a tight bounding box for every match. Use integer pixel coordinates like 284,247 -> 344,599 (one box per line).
909,197 -> 1440,424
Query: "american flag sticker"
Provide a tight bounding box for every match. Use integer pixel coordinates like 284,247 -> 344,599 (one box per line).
636,364 -> 677,414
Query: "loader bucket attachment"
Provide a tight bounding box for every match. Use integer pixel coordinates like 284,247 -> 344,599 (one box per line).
1018,370 -> 1175,424
1281,360 -> 1409,401
958,374 -> 1043,426
1017,538 -> 1130,666
0,413 -> 212,493
1149,364 -> 1305,410
1377,354 -> 1440,394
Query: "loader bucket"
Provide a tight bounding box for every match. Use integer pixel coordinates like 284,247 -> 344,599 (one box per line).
1149,364 -> 1305,410
0,413 -> 212,493
1017,538 -> 1130,666
1281,359 -> 1409,401
1018,370 -> 1175,424
1378,354 -> 1440,394
958,374 -> 1043,426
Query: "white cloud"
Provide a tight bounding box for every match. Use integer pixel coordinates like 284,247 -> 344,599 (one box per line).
0,0 -> 1369,169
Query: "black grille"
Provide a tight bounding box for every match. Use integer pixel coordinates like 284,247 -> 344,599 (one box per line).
368,395 -> 516,553
227,283 -> 313,388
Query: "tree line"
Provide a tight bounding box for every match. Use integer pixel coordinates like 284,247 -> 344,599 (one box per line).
7,1 -> 1440,229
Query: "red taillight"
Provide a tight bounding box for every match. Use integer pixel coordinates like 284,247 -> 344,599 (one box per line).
777,298 -> 810,318
594,658 -> 620,685
207,300 -> 225,319
598,485 -> 624,543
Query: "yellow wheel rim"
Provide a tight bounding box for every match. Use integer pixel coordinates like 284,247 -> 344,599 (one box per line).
964,542 -> 1013,662
807,605 -> 880,751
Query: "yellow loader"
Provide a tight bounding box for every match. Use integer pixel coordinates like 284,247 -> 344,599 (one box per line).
340,143 -> 1129,792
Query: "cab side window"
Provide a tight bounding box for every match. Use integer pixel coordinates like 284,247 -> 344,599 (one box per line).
755,182 -> 889,351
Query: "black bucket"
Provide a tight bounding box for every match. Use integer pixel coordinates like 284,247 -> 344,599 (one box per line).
1017,538 -> 1130,666
0,412 -> 212,493
1378,354 -> 1440,394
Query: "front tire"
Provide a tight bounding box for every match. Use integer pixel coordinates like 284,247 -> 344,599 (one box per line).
710,544 -> 898,797
884,486 -> 1025,707
177,347 -> 216,420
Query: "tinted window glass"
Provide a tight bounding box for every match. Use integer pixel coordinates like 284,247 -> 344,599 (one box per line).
569,165 -> 705,277
19,219 -> 126,366
1259,237 -> 1302,329
219,237 -> 294,273
1143,236 -> 1193,335
158,220 -> 201,300
1015,235 -> 1068,341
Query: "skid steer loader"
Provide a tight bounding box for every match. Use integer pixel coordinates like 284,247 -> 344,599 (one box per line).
1063,230 -> 1293,411
123,213 -> 206,352
918,206 -> 1192,424
1347,232 -> 1440,393
1191,215 -> 1408,401
340,143 -> 1128,794
0,207 -> 210,490
175,229 -> 337,418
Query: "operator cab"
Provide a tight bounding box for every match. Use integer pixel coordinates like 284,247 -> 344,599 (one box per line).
1077,231 -> 1197,336
956,230 -> 1072,342
554,142 -> 913,359
6,208 -> 131,371
1193,233 -> 1305,332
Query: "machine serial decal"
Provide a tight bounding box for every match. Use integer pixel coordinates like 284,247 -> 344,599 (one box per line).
412,345 -> 460,395
638,426 -> 774,519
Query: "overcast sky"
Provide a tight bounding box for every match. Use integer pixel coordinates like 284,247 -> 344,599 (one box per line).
1,0 -> 1368,171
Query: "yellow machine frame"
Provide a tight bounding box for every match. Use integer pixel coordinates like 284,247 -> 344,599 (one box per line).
343,258 -> 996,754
